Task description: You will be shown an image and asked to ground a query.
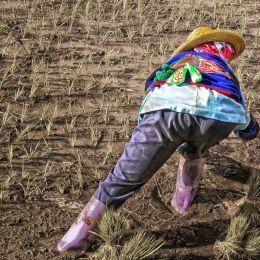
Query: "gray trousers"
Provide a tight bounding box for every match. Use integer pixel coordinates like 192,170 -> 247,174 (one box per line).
94,110 -> 236,208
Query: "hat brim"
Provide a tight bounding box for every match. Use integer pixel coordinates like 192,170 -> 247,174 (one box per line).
173,30 -> 246,61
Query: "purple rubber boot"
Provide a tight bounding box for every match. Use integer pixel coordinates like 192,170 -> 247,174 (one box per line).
57,196 -> 105,252
171,156 -> 205,214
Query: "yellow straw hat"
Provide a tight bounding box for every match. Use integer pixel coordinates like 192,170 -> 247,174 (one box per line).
173,27 -> 246,60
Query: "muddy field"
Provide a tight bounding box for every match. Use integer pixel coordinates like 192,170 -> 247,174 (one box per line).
0,0 -> 259,259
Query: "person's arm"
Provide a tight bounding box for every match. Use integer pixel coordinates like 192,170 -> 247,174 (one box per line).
234,113 -> 259,140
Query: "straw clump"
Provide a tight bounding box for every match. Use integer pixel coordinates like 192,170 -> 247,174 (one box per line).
93,208 -> 164,260
97,207 -> 125,246
238,201 -> 260,226
215,215 -> 250,259
94,244 -> 118,260
238,170 -> 260,226
120,230 -> 164,260
215,170 -> 260,259
246,170 -> 260,201
243,229 -> 260,258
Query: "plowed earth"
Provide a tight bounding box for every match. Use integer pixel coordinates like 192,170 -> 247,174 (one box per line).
0,0 -> 259,259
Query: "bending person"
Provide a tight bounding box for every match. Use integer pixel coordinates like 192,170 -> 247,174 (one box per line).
57,27 -> 259,252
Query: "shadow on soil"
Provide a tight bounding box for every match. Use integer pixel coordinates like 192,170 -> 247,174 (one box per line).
153,218 -> 228,247
207,153 -> 252,184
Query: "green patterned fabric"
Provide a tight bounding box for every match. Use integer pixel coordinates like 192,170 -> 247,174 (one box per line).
166,63 -> 202,86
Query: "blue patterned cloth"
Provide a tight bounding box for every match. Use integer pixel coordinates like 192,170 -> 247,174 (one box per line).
145,52 -> 243,104
138,82 -> 250,130
140,52 -> 250,130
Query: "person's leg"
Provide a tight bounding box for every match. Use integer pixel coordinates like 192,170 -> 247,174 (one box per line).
95,110 -> 184,209
57,196 -> 105,251
171,156 -> 205,214
172,115 -> 237,214
57,110 -> 184,251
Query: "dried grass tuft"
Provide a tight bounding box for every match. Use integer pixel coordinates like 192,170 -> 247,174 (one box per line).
93,244 -> 119,260
226,215 -> 250,242
216,169 -> 260,259
95,209 -> 164,259
97,208 -> 125,246
246,170 -> 260,201
215,215 -> 249,259
215,240 -> 240,260
243,229 -> 260,258
119,230 -> 164,260
238,201 -> 260,226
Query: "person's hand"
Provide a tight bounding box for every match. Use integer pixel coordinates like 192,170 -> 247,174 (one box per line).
234,114 -> 259,140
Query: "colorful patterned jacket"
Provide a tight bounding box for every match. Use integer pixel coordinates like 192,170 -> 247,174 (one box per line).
145,52 -> 243,105
143,52 -> 259,140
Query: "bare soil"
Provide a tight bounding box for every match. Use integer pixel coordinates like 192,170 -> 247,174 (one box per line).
0,0 -> 259,259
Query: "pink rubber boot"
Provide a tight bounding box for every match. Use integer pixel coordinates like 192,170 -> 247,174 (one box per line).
171,156 -> 205,214
57,196 -> 105,252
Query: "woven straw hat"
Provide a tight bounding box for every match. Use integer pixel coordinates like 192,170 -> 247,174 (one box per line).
173,27 -> 246,60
